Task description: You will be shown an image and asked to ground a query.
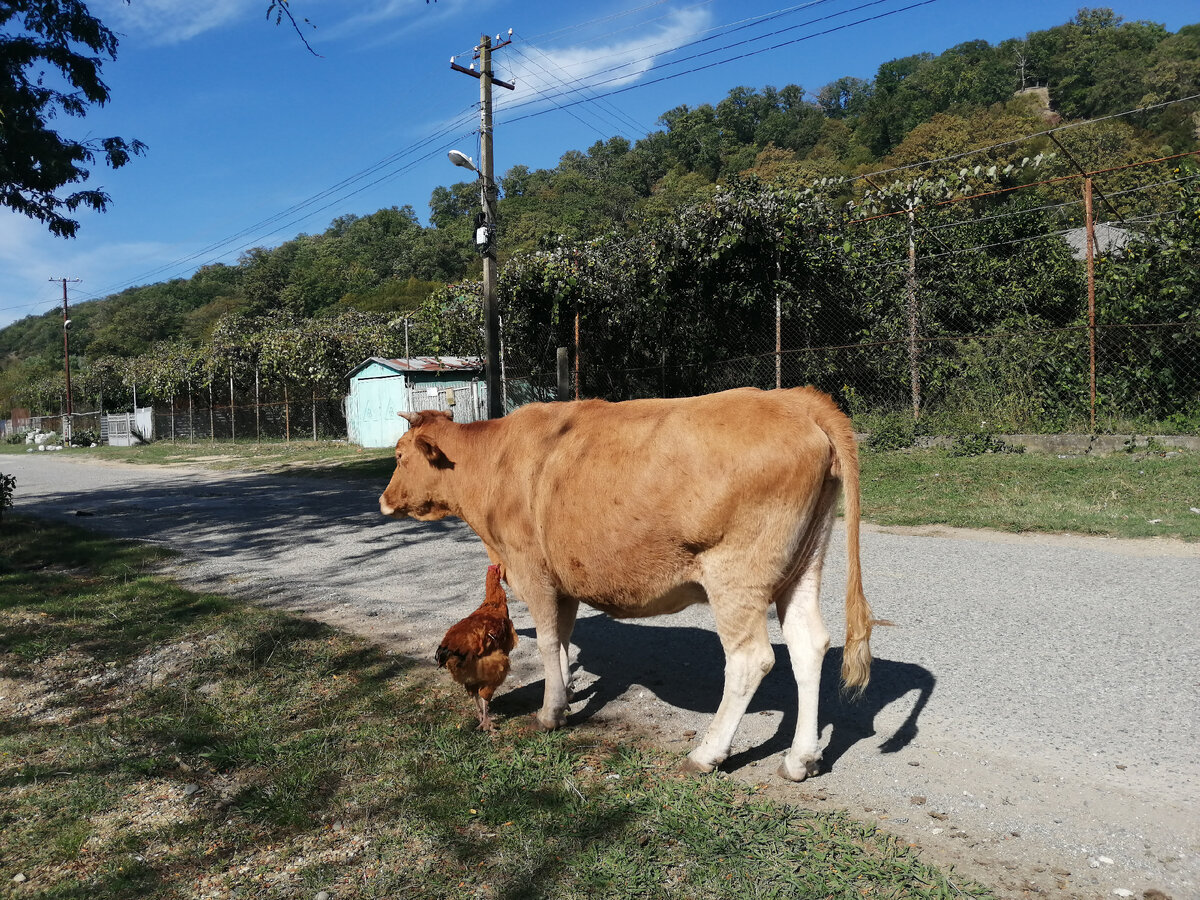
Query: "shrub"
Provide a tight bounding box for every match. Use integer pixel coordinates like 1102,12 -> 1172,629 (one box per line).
69,429 -> 100,447
948,431 -> 1025,457
0,473 -> 14,521
866,412 -> 923,451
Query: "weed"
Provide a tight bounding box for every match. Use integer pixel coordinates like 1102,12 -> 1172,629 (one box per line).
1123,434 -> 1169,454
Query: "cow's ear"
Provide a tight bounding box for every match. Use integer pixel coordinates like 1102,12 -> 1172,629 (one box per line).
415,435 -> 454,469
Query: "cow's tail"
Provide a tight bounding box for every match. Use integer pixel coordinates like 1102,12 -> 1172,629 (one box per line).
816,395 -> 875,699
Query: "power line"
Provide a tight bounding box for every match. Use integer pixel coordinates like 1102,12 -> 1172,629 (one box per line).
852,91 -> 1200,186
76,105 -> 481,300
519,0 -> 846,98
499,0 -> 939,125
508,37 -> 655,141
505,44 -> 637,143
845,149 -> 1200,226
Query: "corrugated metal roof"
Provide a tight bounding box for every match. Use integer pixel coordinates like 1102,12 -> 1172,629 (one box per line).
348,356 -> 483,379
1064,224 -> 1131,261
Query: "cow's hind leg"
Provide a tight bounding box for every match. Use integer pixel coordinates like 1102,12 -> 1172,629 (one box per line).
557,596 -> 579,697
685,580 -> 774,773
775,481 -> 838,781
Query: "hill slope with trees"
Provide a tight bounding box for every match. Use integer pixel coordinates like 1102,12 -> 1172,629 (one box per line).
2,8 -> 1197,434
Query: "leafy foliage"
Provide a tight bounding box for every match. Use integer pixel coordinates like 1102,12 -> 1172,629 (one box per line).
0,0 -> 146,237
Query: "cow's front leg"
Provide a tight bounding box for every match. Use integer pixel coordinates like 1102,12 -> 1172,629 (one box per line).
685,586 -> 774,773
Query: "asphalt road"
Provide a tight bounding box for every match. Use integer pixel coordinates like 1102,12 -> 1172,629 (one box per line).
4,451 -> 1198,899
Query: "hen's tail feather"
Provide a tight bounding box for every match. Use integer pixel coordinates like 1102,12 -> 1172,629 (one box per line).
435,645 -> 465,668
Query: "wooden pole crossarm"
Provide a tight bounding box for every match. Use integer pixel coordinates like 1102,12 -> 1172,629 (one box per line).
1048,133 -> 1125,225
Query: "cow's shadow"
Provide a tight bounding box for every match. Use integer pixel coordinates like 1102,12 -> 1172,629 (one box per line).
502,615 -> 933,773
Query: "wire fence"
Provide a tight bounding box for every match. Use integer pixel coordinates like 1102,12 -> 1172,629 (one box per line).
152,396 -> 347,443
507,154 -> 1200,437
546,310 -> 1198,438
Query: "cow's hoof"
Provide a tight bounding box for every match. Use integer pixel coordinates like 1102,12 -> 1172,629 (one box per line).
776,754 -> 822,782
531,712 -> 565,732
679,755 -> 716,776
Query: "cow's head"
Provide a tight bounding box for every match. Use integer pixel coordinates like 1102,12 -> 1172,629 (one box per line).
379,410 -> 457,521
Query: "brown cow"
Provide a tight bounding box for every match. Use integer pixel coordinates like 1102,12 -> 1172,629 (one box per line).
379,387 -> 875,780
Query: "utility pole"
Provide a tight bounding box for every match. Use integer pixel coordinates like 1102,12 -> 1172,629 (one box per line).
452,31 -> 514,420
1084,178 -> 1097,432
49,277 -> 80,415
905,202 -> 920,420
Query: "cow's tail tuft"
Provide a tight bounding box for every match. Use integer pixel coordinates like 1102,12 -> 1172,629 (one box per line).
818,396 -> 875,700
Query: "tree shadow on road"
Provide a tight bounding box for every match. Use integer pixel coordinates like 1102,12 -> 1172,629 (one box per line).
506,615 -> 934,775
16,469 -> 479,572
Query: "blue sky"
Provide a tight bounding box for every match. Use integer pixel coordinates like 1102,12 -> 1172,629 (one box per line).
1,0 -> 1195,329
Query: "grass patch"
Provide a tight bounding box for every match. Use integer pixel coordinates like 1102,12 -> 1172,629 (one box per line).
0,517 -> 991,899
860,448 -> 1200,541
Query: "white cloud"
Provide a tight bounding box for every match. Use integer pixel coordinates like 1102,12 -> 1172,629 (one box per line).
0,213 -> 174,329
503,7 -> 712,108
92,0 -> 256,45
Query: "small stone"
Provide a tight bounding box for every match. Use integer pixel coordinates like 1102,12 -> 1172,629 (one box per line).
1099,856 -> 1114,865
316,892 -> 331,900
909,795 -> 926,805
682,730 -> 696,739
908,760 -> 920,767
12,874 -> 26,883
932,828 -> 944,835
183,784 -> 200,797
1113,891 -> 1133,898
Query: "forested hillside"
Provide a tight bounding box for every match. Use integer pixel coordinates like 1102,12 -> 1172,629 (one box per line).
3,8 -> 1197,432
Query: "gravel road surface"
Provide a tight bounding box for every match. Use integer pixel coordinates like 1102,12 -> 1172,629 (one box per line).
5,452 -> 1198,899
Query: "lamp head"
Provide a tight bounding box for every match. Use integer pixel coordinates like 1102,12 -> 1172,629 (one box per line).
448,150 -> 477,172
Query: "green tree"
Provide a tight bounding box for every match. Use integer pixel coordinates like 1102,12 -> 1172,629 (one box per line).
0,0 -> 146,236
1025,9 -> 1171,119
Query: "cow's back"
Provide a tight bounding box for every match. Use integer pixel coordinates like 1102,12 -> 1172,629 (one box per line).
502,388 -> 843,613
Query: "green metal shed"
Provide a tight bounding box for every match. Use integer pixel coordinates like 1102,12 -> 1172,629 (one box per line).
345,356 -> 485,448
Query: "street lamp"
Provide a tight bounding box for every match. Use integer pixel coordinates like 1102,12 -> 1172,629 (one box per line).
448,148 -> 502,418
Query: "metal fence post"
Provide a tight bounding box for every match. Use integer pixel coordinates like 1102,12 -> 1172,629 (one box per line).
1084,177 -> 1097,432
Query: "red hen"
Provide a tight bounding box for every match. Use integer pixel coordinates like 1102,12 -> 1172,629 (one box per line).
435,564 -> 518,731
